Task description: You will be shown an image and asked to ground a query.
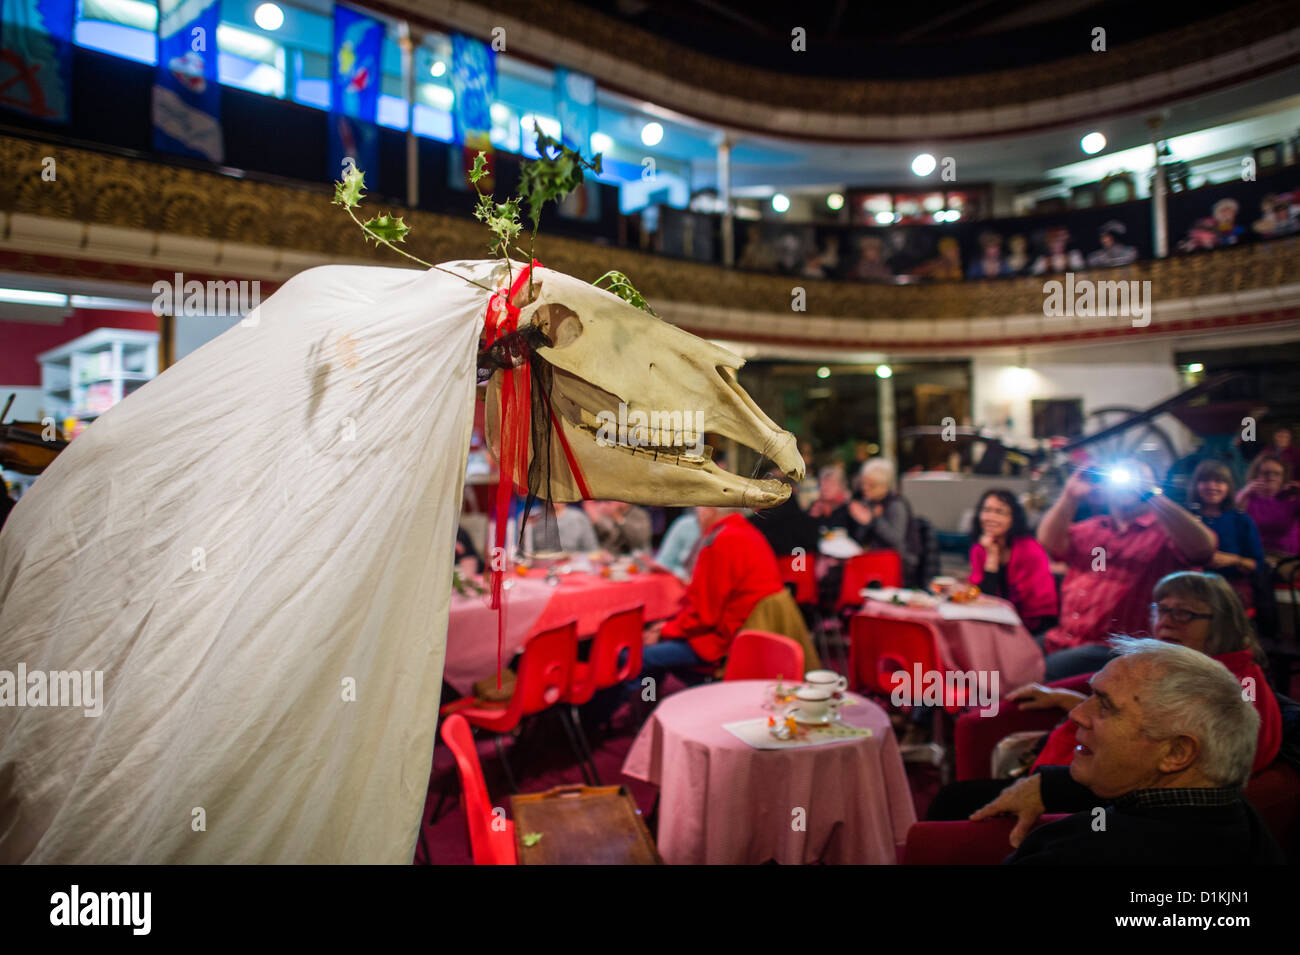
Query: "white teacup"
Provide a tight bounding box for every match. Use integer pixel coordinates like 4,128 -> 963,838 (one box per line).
792,685 -> 834,721
804,669 -> 847,695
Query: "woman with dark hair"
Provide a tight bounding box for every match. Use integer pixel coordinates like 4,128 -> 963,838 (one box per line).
1186,459 -> 1265,609
968,489 -> 1058,634
1237,452 -> 1300,560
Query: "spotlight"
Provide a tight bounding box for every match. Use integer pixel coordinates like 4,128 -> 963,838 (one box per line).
771,193 -> 790,213
1081,132 -> 1106,155
1186,362 -> 1204,373
826,193 -> 844,211
590,132 -> 613,154
430,61 -> 446,78
640,122 -> 663,146
874,210 -> 894,225
817,366 -> 831,379
876,364 -> 893,379
254,2 -> 283,31
911,153 -> 936,176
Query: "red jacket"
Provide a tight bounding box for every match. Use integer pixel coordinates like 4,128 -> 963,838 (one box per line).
660,514 -> 785,663
968,536 -> 1058,622
1030,648 -> 1282,775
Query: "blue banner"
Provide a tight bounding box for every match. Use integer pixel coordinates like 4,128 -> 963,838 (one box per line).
0,0 -> 75,122
554,68 -> 594,155
331,4 -> 382,122
328,112 -> 378,191
450,33 -> 494,147
152,0 -> 223,162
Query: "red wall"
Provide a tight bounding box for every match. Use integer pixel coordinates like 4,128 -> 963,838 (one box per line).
0,309 -> 158,385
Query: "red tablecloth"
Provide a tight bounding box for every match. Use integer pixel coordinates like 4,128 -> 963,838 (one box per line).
622,680 -> 916,865
443,571 -> 685,694
853,597 -> 1045,693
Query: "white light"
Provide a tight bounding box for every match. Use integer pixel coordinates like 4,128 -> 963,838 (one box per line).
817,366 -> 831,379
874,210 -> 894,225
1110,466 -> 1133,486
590,131 -> 613,154
253,2 -> 283,31
1081,132 -> 1106,155
771,193 -> 790,213
521,114 -> 562,141
911,153 -> 936,176
640,122 -> 663,147
430,61 -> 446,78
1187,362 -> 1204,373
827,192 -> 844,211
490,103 -> 510,123
876,364 -> 893,379
0,288 -> 68,306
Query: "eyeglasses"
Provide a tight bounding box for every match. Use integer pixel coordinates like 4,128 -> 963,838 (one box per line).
1150,603 -> 1213,624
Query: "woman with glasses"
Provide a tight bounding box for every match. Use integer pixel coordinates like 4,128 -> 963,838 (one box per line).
1186,459 -> 1266,611
967,489 -> 1058,635
1237,452 -> 1300,562
925,571 -> 1281,820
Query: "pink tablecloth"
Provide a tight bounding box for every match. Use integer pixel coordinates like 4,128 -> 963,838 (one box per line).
621,680 -> 916,865
854,597 -> 1045,692
443,571 -> 685,694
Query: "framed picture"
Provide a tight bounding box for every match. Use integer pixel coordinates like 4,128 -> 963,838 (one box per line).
1099,173 -> 1135,205
1254,143 -> 1283,172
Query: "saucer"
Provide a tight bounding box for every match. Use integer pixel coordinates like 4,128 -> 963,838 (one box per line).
788,707 -> 836,726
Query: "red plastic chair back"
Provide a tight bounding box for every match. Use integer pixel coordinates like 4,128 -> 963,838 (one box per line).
836,550 -> 903,610
514,621 -> 577,718
590,606 -> 645,688
848,615 -> 966,713
439,713 -> 518,865
776,554 -> 817,605
724,630 -> 805,682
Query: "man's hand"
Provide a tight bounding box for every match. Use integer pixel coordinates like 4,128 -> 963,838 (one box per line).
1007,682 -> 1087,711
969,773 -> 1046,848
1064,470 -> 1097,501
847,500 -> 873,525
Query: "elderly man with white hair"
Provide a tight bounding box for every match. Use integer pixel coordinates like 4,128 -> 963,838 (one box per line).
844,458 -> 919,581
972,637 -> 1284,864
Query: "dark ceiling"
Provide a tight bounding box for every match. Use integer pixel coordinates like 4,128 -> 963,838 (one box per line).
571,0 -> 1257,80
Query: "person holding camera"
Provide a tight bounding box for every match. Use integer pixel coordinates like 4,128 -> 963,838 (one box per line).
1035,460 -> 1217,681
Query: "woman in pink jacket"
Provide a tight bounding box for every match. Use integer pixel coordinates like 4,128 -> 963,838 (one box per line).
968,489 -> 1059,635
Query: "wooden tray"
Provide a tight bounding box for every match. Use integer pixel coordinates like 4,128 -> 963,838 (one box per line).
509,785 -> 662,865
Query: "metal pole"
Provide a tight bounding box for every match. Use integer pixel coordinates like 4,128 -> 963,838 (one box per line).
400,23 -> 419,209
1148,117 -> 1168,259
718,136 -> 734,267
878,371 -> 896,468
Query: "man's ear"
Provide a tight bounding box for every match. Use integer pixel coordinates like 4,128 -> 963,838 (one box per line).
1157,733 -> 1201,775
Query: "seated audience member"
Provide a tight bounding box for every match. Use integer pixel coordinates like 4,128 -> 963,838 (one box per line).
585,500 -> 653,555
554,501 -> 598,553
1237,452 -> 1300,561
927,572 -> 1282,821
455,526 -> 484,575
1035,460 -> 1216,681
971,638 -> 1284,865
968,489 -> 1058,634
1186,460 -> 1265,608
807,464 -> 850,523
631,506 -> 801,690
750,470 -> 820,565
656,508 -> 700,582
845,458 -> 919,584
1264,425 -> 1300,478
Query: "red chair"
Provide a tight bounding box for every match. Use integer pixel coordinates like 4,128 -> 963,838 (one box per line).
564,606 -> 645,784
848,614 -> 967,782
901,816 -> 1067,865
836,550 -> 903,612
776,554 -> 817,606
953,673 -> 1092,781
723,630 -> 805,682
440,621 -> 577,793
438,713 -> 518,865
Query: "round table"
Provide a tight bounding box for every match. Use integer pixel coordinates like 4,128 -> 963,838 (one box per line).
621,680 -> 916,865
854,596 -> 1045,693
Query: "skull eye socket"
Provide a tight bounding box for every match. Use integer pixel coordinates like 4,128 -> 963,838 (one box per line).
532,303 -> 582,348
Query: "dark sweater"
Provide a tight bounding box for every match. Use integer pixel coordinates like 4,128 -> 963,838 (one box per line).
1007,766 -> 1285,865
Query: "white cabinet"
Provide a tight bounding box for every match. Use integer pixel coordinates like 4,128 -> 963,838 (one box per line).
38,328 -> 159,433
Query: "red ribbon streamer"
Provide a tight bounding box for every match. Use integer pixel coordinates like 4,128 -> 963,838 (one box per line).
481,261 -> 591,687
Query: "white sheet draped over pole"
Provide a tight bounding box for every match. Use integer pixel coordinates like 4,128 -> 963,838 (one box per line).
0,262 -> 494,863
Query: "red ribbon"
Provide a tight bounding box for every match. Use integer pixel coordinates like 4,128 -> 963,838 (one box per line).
481,261 -> 590,686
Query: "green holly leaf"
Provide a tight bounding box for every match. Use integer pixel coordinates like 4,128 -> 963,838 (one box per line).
522,832 -> 543,847
469,151 -> 488,184
594,270 -> 657,317
362,213 -> 411,244
333,166 -> 366,208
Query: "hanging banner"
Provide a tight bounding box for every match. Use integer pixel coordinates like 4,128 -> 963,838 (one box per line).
0,0 -> 75,122
152,0 -> 223,162
328,112 -> 378,189
331,4 -> 383,122
553,68 -> 594,155
450,32 -> 495,189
